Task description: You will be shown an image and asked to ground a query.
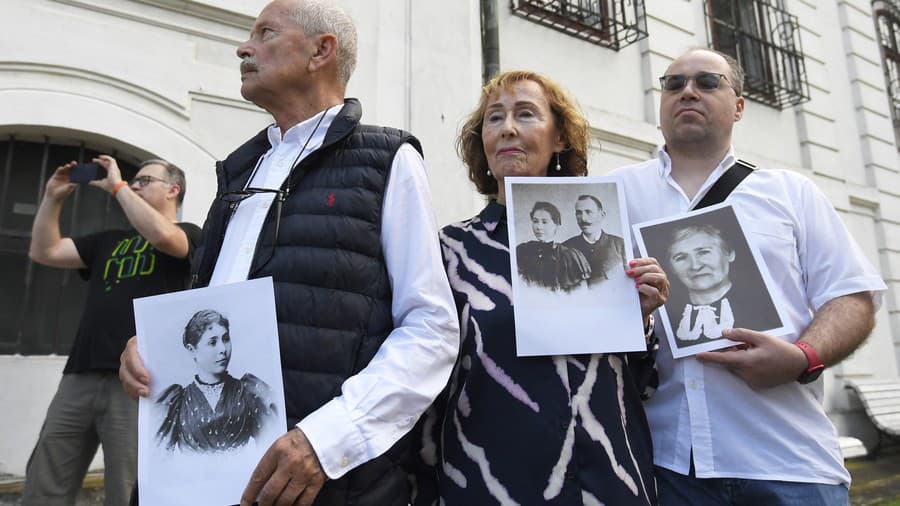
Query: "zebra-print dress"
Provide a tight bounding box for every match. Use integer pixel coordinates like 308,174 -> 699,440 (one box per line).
410,200 -> 658,506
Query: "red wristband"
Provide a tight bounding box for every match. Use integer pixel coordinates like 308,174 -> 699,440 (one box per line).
795,341 -> 824,384
112,181 -> 129,196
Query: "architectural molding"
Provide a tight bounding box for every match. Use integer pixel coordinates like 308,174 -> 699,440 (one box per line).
591,127 -> 657,155
0,61 -> 187,118
189,91 -> 266,114
51,0 -> 253,44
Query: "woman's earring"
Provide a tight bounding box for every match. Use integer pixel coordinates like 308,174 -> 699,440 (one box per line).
487,168 -> 492,177
555,152 -> 562,172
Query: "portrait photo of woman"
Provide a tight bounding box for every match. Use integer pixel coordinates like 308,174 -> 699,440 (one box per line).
155,309 -> 278,453
634,204 -> 787,358
516,201 -> 591,292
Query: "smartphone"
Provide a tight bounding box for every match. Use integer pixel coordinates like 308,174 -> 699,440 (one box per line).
69,162 -> 104,184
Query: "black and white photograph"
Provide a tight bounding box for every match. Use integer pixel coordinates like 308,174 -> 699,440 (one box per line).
506,176 -> 646,356
134,277 -> 285,506
633,203 -> 790,358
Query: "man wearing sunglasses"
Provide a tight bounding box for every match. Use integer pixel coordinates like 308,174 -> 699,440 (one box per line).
119,1 -> 459,505
25,156 -> 201,505
614,49 -> 885,505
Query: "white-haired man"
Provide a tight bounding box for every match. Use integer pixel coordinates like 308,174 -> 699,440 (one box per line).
119,1 -> 459,505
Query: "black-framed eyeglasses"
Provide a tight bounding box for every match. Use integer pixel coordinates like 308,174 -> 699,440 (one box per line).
219,187 -> 287,274
659,72 -> 730,93
131,175 -> 171,187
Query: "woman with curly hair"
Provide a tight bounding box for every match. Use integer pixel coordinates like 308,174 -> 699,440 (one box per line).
408,71 -> 669,505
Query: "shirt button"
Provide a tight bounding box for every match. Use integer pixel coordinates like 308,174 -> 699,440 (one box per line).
341,456 -> 349,467
690,380 -> 698,389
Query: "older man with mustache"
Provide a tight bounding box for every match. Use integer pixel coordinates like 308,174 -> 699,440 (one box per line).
118,1 -> 459,505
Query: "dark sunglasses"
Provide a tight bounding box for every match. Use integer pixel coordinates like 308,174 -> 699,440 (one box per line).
219,187 -> 287,273
659,72 -> 730,92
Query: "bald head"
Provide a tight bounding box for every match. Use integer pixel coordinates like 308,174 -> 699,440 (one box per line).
666,49 -> 744,97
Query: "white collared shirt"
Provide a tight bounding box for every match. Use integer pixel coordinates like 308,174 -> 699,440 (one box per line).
210,106 -> 460,479
612,147 -> 886,485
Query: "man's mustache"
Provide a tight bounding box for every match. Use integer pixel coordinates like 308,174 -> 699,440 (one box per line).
240,57 -> 258,73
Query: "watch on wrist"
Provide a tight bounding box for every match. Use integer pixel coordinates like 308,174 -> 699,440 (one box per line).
794,340 -> 824,384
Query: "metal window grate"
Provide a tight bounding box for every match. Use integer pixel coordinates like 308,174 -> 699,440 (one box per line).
0,136 -> 139,355
873,0 -> 900,148
705,0 -> 809,109
511,0 -> 648,51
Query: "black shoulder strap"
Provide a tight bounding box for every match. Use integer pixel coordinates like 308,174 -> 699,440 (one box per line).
692,159 -> 756,210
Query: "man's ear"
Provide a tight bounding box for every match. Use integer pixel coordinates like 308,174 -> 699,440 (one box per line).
167,184 -> 181,202
733,96 -> 745,122
308,33 -> 338,73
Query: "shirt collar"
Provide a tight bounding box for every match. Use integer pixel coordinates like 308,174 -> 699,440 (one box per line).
266,104 -> 343,148
655,145 -> 737,180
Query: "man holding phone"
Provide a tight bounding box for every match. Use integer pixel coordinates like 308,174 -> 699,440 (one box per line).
24,155 -> 201,506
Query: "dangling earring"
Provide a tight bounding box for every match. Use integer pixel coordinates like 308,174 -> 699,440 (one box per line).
555,152 -> 562,172
486,168 -> 492,177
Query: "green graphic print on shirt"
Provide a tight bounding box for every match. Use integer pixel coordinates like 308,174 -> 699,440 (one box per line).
102,234 -> 156,291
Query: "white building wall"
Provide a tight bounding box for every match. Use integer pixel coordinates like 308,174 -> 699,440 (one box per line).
1,0 -> 898,477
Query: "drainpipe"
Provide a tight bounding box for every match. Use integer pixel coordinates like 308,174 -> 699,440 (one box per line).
481,0 -> 500,84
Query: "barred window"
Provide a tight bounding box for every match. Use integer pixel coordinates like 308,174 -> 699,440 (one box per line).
0,135 -> 140,355
511,0 -> 648,51
874,1 -> 900,147
705,0 -> 809,109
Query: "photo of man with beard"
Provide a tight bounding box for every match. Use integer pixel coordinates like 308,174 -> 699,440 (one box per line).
563,194 -> 628,286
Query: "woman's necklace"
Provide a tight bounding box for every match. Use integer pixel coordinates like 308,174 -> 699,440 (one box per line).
195,375 -> 225,409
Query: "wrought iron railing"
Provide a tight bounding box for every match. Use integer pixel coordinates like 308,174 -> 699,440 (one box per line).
873,1 -> 900,147
705,0 -> 809,109
511,0 -> 647,51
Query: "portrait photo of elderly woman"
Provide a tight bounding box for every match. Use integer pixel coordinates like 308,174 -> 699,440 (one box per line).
635,204 -> 785,357
516,200 -> 591,291
155,309 -> 278,453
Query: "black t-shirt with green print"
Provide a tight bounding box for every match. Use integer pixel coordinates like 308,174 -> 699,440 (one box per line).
65,223 -> 201,374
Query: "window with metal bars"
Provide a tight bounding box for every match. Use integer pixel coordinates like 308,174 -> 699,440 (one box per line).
0,136 -> 139,355
510,0 -> 648,50
874,1 -> 900,148
705,0 -> 809,109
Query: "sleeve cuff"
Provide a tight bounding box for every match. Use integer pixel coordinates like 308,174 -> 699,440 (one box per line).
296,399 -> 368,480
809,277 -> 887,312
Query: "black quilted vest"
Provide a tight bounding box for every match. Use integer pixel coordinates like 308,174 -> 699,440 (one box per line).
192,99 -> 421,505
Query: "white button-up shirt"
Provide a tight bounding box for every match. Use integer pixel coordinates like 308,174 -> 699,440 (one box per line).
210,106 -> 460,479
612,147 -> 886,486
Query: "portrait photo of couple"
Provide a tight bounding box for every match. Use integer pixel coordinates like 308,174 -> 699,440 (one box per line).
133,277 -> 286,506
506,177 -> 646,356
515,194 -> 627,293
633,203 -> 790,358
